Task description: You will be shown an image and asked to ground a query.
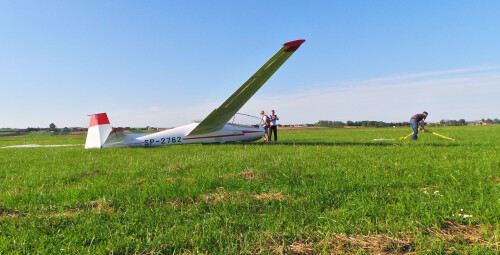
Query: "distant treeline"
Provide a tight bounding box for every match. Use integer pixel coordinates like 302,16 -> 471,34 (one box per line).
316,120 -> 410,128
316,118 -> 500,128
438,118 -> 500,126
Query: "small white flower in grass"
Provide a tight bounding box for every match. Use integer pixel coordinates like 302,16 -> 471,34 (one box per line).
423,190 -> 429,194
458,213 -> 473,218
433,190 -> 443,196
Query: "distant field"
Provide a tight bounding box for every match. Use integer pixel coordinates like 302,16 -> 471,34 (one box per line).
0,129 -> 19,132
0,129 -> 20,136
128,129 -> 159,134
0,126 -> 498,253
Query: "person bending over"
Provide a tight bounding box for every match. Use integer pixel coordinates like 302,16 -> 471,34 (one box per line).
410,111 -> 428,140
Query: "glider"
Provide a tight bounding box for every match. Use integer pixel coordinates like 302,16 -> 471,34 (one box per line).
85,39 -> 305,149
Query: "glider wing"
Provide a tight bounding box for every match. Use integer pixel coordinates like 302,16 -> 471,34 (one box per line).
188,39 -> 305,136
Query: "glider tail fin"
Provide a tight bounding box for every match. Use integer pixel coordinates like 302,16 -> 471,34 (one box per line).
85,113 -> 113,149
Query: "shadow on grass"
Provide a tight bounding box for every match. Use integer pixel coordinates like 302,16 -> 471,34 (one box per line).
221,141 -> 463,147
137,140 -> 463,148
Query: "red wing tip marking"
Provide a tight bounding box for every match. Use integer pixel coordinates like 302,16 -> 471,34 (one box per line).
283,39 -> 305,52
283,39 -> 305,46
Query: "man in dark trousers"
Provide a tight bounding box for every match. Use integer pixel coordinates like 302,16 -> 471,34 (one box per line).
410,111 -> 428,140
268,110 -> 279,141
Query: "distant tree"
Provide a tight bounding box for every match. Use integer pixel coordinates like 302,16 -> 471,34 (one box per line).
49,123 -> 57,131
458,119 -> 466,125
315,120 -> 345,128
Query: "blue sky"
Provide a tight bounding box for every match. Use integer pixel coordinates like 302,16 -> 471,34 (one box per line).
1,1 -> 499,128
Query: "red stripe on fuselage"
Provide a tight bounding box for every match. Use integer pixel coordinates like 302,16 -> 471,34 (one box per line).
183,130 -> 264,140
242,130 -> 263,133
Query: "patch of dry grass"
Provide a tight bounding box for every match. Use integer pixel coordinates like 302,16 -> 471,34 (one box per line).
51,197 -> 114,217
80,169 -> 103,178
265,222 -> 498,254
0,207 -> 25,219
252,192 -> 288,201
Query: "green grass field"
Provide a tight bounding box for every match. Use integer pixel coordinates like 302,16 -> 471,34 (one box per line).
0,126 -> 498,254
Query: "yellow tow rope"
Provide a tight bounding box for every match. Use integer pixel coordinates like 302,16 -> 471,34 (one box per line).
430,131 -> 454,140
400,130 -> 454,140
400,132 -> 413,140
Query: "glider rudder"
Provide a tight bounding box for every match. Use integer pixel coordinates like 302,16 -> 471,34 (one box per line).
85,113 -> 113,149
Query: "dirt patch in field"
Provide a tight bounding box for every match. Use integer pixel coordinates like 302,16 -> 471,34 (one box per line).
52,209 -> 82,217
134,178 -> 148,185
51,197 -> 115,217
224,169 -> 268,182
197,189 -> 288,205
200,187 -> 236,205
162,161 -> 189,172
6,187 -> 22,195
0,207 -> 25,219
324,233 -> 414,254
81,169 -> 103,178
239,170 -> 256,180
265,221 -> 497,254
170,198 -> 200,208
90,197 -> 114,214
120,178 -> 152,187
252,193 -> 288,201
268,234 -> 413,254
198,188 -> 288,205
427,221 -> 490,246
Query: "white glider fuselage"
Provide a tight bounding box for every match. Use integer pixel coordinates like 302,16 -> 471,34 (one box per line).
101,123 -> 264,148
85,39 -> 305,149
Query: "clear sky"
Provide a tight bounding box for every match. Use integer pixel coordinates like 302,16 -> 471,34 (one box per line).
1,1 -> 499,128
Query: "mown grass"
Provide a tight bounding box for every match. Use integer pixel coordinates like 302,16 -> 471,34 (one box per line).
0,126 -> 498,254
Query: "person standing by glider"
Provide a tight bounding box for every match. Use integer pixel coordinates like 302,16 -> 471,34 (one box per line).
268,110 -> 279,141
410,111 -> 428,140
260,110 -> 270,141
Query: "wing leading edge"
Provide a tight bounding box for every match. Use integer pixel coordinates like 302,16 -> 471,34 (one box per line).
187,39 -> 305,136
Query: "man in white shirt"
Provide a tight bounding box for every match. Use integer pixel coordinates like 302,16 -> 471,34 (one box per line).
268,110 -> 279,141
